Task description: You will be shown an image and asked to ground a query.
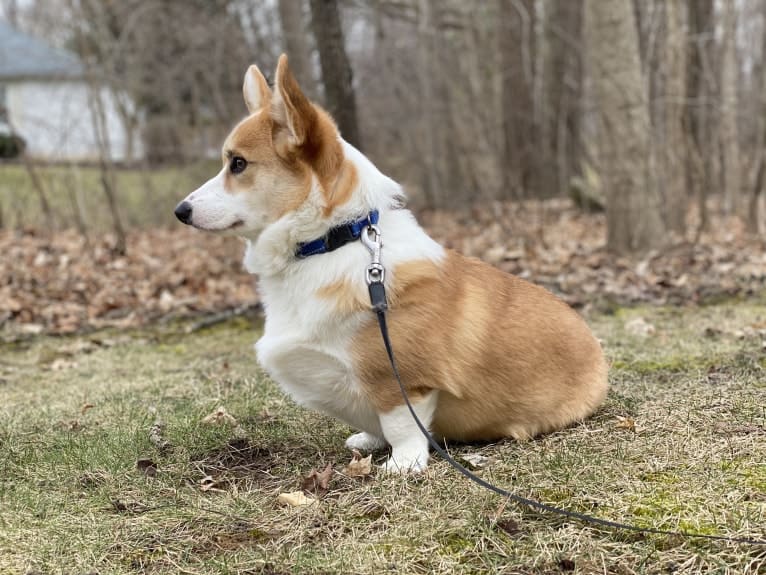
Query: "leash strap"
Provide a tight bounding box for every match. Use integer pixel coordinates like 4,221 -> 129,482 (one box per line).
361,225 -> 765,545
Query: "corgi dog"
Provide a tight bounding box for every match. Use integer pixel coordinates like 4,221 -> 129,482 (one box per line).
174,55 -> 608,473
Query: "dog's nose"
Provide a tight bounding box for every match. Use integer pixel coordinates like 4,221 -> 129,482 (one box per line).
174,201 -> 193,225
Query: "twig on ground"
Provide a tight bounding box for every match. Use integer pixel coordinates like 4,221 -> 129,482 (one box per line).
184,304 -> 262,334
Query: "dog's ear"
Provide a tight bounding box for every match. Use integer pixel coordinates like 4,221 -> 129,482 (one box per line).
243,64 -> 271,114
271,54 -> 315,150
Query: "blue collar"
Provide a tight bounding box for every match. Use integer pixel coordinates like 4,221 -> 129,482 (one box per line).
296,210 -> 379,259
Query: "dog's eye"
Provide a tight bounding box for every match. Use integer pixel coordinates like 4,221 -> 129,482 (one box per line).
230,156 -> 247,175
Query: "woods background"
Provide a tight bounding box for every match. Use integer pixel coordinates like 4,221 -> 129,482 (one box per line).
3,0 -> 766,333
2,0 -> 765,250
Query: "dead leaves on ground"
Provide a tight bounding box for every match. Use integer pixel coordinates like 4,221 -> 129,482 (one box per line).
4,200 -> 766,336
277,491 -> 318,508
136,458 -> 158,478
624,317 -> 656,337
0,227 -> 254,335
300,463 -> 334,496
278,452 -> 373,508
614,416 -> 638,432
342,449 -> 373,478
460,452 -> 493,469
201,406 -> 247,439
202,407 -> 239,427
420,200 -> 766,310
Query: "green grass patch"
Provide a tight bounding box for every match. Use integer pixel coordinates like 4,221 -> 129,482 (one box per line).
0,161 -> 218,231
1,303 -> 765,573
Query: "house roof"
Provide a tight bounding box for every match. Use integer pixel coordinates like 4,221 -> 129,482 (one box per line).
0,20 -> 83,80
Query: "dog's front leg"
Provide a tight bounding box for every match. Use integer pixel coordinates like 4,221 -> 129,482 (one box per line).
345,431 -> 387,451
379,391 -> 438,474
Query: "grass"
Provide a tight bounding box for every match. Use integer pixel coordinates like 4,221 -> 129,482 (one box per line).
0,162 -> 218,231
1,303 -> 765,574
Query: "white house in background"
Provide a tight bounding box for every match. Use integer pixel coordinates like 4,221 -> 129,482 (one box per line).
0,20 -> 142,162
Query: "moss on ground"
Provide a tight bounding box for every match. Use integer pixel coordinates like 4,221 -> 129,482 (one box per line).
1,302 -> 765,574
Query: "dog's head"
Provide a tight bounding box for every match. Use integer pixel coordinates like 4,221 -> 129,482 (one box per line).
174,54 -> 348,237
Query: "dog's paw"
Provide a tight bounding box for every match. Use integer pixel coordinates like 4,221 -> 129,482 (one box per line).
380,452 -> 429,475
345,432 -> 387,451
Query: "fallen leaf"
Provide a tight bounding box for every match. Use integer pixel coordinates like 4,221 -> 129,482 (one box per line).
461,452 -> 491,469
61,340 -> 97,355
148,419 -> 172,451
136,458 -> 157,477
343,449 -> 373,478
625,317 -> 655,337
19,323 -> 44,335
110,499 -> 150,514
495,518 -> 522,537
50,358 -> 77,371
202,406 -> 239,426
277,490 -> 318,508
614,416 -> 636,431
81,403 -> 95,415
301,463 -> 334,496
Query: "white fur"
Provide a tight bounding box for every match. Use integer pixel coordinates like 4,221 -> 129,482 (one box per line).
182,167 -> 251,231
379,392 -> 438,474
243,65 -> 267,113
345,432 -> 387,451
252,140 -> 444,470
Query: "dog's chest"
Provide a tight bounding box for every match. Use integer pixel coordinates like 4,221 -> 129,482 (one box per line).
255,287 -> 381,435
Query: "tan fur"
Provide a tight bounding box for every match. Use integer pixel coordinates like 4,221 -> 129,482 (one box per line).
351,251 -> 609,441
315,277 -> 367,316
272,55 -> 352,214
223,56 -> 352,218
226,55 -> 608,448
324,160 -> 358,216
222,111 -> 312,219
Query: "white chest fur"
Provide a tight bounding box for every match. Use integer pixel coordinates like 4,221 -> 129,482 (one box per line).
251,207 -> 444,435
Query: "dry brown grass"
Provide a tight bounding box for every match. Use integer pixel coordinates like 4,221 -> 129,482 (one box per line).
1,302 -> 765,574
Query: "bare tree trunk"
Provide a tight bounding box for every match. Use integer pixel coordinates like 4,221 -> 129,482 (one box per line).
310,0 -> 361,149
498,0 -> 536,199
686,0 -> 715,236
278,0 -> 316,98
585,0 -> 664,254
544,0 -> 583,198
64,168 -> 90,246
88,84 -> 127,255
416,0 -> 442,206
1,0 -> 17,26
21,156 -> 53,229
720,1 -> 740,217
658,0 -> 687,237
748,2 -> 766,234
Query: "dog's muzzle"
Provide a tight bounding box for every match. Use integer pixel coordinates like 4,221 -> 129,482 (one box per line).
174,201 -> 193,225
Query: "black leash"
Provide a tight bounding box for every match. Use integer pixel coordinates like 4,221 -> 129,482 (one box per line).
359,225 -> 766,546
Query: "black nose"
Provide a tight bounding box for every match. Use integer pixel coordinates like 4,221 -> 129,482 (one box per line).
174,201 -> 193,224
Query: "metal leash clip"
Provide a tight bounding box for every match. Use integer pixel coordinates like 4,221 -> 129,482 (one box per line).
361,224 -> 385,285
360,224 -> 388,312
